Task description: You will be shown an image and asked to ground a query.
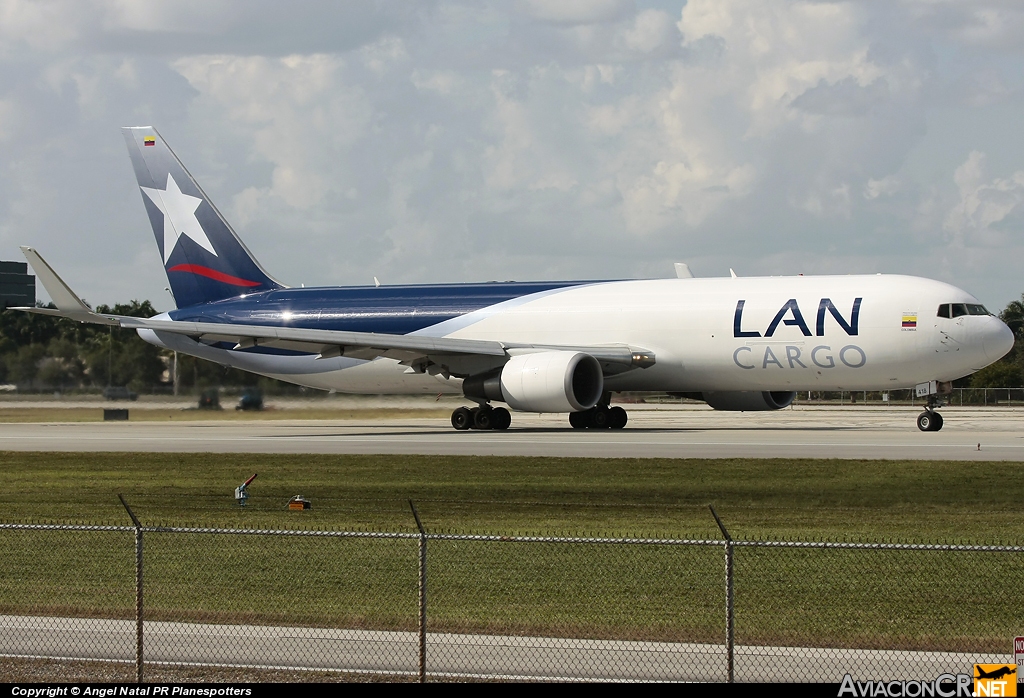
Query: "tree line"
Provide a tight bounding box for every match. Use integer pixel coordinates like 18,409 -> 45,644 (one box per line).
0,301 -> 271,393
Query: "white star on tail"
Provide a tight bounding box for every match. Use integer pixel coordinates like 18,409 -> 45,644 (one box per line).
141,173 -> 218,263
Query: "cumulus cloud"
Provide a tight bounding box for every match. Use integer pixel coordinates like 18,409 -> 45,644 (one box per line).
411,69 -> 463,95
928,0 -> 1024,50
864,175 -> 901,200
945,151 -> 1024,247
0,0 -> 409,56
619,9 -> 678,55
174,54 -> 372,211
1,0 -> 1024,309
519,0 -> 632,25
791,76 -> 890,117
0,0 -> 87,51
679,0 -> 889,132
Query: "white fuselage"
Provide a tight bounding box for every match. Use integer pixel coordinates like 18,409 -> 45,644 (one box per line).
142,274 -> 1014,401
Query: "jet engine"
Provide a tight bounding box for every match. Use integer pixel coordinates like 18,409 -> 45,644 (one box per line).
701,391 -> 796,411
463,351 -> 604,413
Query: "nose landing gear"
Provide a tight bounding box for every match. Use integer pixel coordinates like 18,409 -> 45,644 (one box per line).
916,409 -> 943,432
916,392 -> 945,432
451,405 -> 511,431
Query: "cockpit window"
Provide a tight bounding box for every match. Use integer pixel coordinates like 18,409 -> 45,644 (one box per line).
938,302 -> 990,318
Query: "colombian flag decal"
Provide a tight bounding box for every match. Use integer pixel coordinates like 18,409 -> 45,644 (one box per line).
144,136 -> 155,146
902,314 -> 917,328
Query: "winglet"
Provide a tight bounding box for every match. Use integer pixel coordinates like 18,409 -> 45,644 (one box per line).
16,247 -> 118,325
674,262 -> 694,279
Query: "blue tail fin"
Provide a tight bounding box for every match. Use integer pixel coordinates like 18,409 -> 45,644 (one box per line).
122,127 -> 283,308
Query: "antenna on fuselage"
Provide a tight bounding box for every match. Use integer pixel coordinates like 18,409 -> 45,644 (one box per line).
729,268 -> 738,278
374,277 -> 381,287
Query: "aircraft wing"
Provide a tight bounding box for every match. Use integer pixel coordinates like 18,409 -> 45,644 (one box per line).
13,247 -> 655,375
117,316 -> 652,372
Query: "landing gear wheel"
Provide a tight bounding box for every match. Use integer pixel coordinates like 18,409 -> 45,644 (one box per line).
451,407 -> 473,431
569,411 -> 589,429
474,407 -> 493,430
492,407 -> 511,430
916,411 -> 931,431
592,407 -> 610,429
917,411 -> 943,432
608,406 -> 628,429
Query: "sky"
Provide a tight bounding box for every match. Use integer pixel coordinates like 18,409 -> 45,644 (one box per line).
2,0 -> 1024,312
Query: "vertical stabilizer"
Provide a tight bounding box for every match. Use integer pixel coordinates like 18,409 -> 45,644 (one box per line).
122,127 -> 282,308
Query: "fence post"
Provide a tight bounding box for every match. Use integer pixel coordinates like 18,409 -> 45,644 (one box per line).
409,500 -> 427,683
709,505 -> 734,683
118,494 -> 143,684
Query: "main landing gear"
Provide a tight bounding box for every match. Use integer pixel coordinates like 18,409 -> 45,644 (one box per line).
449,404 -> 629,431
451,405 -> 511,431
569,405 -> 628,430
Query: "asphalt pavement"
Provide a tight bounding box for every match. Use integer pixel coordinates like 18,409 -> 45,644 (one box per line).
0,615 -> 1006,682
0,405 -> 1022,459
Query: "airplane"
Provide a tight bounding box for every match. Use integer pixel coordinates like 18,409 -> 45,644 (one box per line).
13,127 -> 1015,432
974,666 -> 1016,681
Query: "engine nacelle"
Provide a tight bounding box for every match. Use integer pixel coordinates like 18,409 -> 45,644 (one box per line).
463,351 -> 604,413
702,391 -> 796,411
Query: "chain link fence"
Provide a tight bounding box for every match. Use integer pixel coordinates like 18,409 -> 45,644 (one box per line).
730,541 -> 1022,682
0,524 -> 137,682
0,503 -> 1021,683
643,387 -> 1024,406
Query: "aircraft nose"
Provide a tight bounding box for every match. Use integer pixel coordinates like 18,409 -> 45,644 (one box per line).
984,317 -> 1015,362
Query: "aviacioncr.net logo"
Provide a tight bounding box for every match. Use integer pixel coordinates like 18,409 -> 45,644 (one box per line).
838,673 -> 972,697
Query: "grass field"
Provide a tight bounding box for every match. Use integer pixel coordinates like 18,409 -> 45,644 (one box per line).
2,451 -> 1022,541
0,451 -> 1022,652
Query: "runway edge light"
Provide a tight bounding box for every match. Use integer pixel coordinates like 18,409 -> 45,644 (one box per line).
288,495 -> 311,511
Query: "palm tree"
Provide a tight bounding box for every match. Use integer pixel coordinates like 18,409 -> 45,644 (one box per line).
1000,296 -> 1024,338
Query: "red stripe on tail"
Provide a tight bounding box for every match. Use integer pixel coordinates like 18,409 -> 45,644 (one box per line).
167,264 -> 261,287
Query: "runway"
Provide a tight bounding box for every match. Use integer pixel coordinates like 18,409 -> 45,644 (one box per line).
0,615 -> 1006,682
1,405 -> 1023,459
